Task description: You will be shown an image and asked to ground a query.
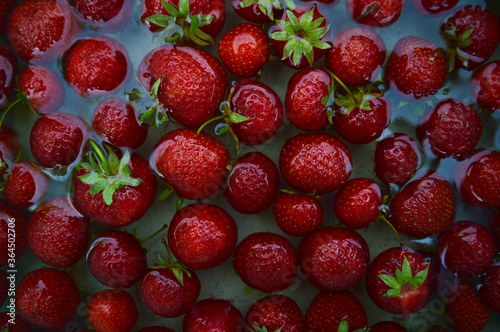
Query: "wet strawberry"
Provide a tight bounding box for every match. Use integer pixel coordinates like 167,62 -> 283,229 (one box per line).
0,46 -> 17,109
245,294 -> 305,332
3,161 -> 49,209
370,321 -> 408,331
411,0 -> 458,16
470,60 -> 500,112
347,0 -> 405,27
0,0 -> 16,35
151,128 -> 230,200
0,200 -> 28,266
279,132 -> 352,195
0,312 -> 34,331
299,226 -> 370,292
218,23 -> 270,78
73,0 -> 133,32
230,0 -> 285,23
183,298 -> 246,332
16,268 -> 80,330
480,263 -> 500,314
18,65 -> 65,114
87,289 -> 138,332
225,152 -> 279,214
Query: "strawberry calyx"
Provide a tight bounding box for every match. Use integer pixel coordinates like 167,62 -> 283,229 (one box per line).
139,77 -> 170,128
239,0 -> 295,21
77,140 -> 141,206
145,0 -> 215,46
440,22 -> 475,71
151,238 -> 193,286
378,256 -> 430,298
270,7 -> 331,67
337,320 -> 368,332
245,325 -> 283,332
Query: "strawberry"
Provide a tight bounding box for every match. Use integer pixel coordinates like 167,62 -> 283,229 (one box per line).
0,124 -> 20,177
0,312 -> 34,332
370,321 -> 408,331
411,0 -> 458,16
346,0 -> 405,27
16,268 -> 80,330
151,128 -> 230,200
72,0 -> 133,33
269,5 -> 331,69
0,200 -> 28,266
74,144 -> 157,227
284,68 -> 330,132
0,0 -> 16,35
230,0 -> 287,23
273,191 -> 324,237
183,298 -> 246,332
29,112 -> 91,169
138,45 -> 228,128
298,226 -> 370,292
87,289 -> 138,332
416,98 -> 482,159
440,5 -> 500,71
374,133 -> 421,186
333,178 -> 382,229
305,291 -> 368,332
386,36 -> 447,100
218,23 -> 270,78
7,0 -> 77,64
92,97 -> 149,150
168,203 -> 237,269
0,46 -> 17,109
87,230 -> 148,289
225,152 -> 279,214
245,294 -> 305,332
366,247 -> 432,316
437,220 -> 497,279
279,132 -> 352,195
141,0 -> 225,46
470,60 -> 500,112
64,36 -> 130,98
18,65 -> 65,114
138,327 -> 175,332
3,161 -> 49,209
480,263 -> 500,314
326,26 -> 386,86
445,281 -> 491,332
233,232 -> 298,293
451,149 -> 500,209
389,170 -> 455,238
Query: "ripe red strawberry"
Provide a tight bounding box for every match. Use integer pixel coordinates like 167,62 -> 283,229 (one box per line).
333,178 -> 382,229
445,281 -> 491,332
230,0 -> 285,23
27,196 -> 89,268
87,289 -> 138,332
87,230 -> 148,289
168,203 -> 237,270
18,65 -> 65,114
470,60 -> 500,111
480,263 -> 500,314
386,36 -> 447,100
73,0 -> 133,33
366,247 -> 432,316
138,327 -> 175,332
16,268 -> 80,330
440,5 -> 500,71
416,98 -> 482,159
0,0 -> 16,35
218,23 -> 270,78
64,36 -> 130,98
3,161 -> 49,209
183,298 -> 246,332
451,149 -> 500,209
299,226 -> 370,291
326,26 -> 386,86
279,132 -> 352,195
411,0 -> 458,16
151,128 -> 230,200
0,312 -> 34,332
437,220 -> 497,278
29,112 -> 91,169
305,291 -> 368,332
245,294 -> 305,332
347,0 -> 405,27
370,321 -> 408,331
138,45 -> 228,128
233,232 -> 298,292
7,0 -> 77,64
0,46 -> 17,109
389,170 -> 455,238
92,97 -> 149,150
273,191 -> 324,237
225,152 -> 279,214
0,124 -> 20,177
374,133 -> 421,186
285,68 -> 330,132
74,145 -> 157,227
0,200 -> 28,266
269,5 -> 331,69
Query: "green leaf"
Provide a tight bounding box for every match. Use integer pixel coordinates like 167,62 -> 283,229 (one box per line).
140,106 -> 157,123
270,31 -> 288,41
178,0 -> 189,17
162,0 -> 179,17
215,123 -> 229,135
378,274 -> 400,290
172,267 -> 184,286
337,321 -> 349,332
144,14 -> 174,28
282,0 -> 295,10
189,14 -> 198,33
151,77 -> 161,98
241,0 -> 258,7
89,181 -> 108,195
401,256 -> 412,278
386,288 -> 401,297
102,185 -> 116,206
458,28 -> 474,48
158,187 -> 174,201
78,172 -> 101,185
228,111 -> 250,124
299,7 -> 314,25
245,286 -> 254,295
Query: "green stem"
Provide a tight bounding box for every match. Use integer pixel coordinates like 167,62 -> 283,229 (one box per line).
197,114 -> 226,135
138,224 -> 169,245
354,3 -> 380,22
161,238 -> 175,265
0,99 -> 22,128
323,67 -> 356,102
379,215 -> 404,247
88,140 -> 113,176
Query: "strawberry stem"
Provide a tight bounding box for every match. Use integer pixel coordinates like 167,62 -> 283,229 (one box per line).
88,140 -> 113,176
138,224 -> 168,245
379,215 -> 404,247
354,3 -> 380,22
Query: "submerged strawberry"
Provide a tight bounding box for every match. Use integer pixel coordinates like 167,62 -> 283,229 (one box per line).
347,0 -> 405,27
470,60 -> 500,112
3,161 -> 49,209
18,65 -> 65,114
231,0 -> 287,23
245,295 -> 305,332
0,46 -> 17,109
73,0 -> 133,32
183,298 -> 246,332
87,289 -> 138,332
480,263 -> 500,314
0,200 -> 28,266
411,0 -> 458,16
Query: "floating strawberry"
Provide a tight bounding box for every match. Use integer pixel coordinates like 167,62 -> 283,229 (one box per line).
73,0 -> 133,32
0,200 -> 28,266
87,289 -> 138,332
470,60 -> 500,112
231,0 -> 291,23
480,263 -> 500,314
0,46 -> 17,109
279,132 -> 352,195
183,298 -> 246,332
18,65 -> 65,114
168,203 -> 237,270
386,36 -> 447,100
74,142 -> 157,226
269,5 -> 331,69
370,321 -> 408,331
3,161 -> 49,209
218,23 -> 270,78
299,226 -> 370,292
225,152 -> 279,214
151,128 -> 230,200
16,268 -> 80,330
411,0 -> 458,16
346,0 -> 405,27
233,232 -> 298,293
245,294 -> 305,332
